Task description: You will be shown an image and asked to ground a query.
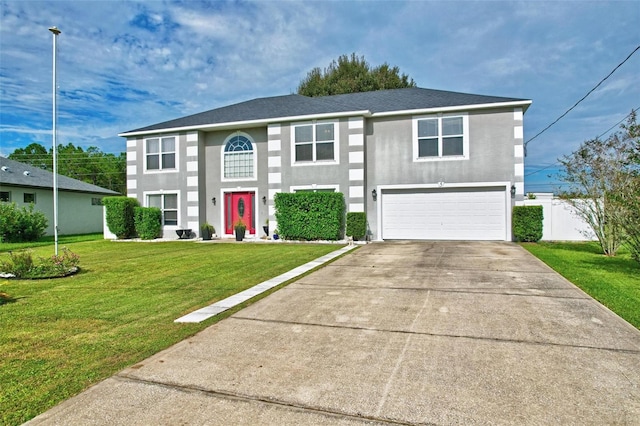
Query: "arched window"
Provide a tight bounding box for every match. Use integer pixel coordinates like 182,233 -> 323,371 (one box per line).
224,134 -> 254,179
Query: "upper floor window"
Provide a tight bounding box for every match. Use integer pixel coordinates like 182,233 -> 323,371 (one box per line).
147,193 -> 178,226
146,136 -> 176,171
223,134 -> 255,179
413,114 -> 468,161
293,121 -> 338,164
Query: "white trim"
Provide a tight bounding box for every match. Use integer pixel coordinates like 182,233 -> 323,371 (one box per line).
349,168 -> 364,181
188,220 -> 199,231
267,124 -> 281,136
268,189 -> 281,200
515,163 -> 524,177
290,119 -> 340,166
348,134 -> 364,146
268,156 -> 281,168
289,184 -> 339,193
514,145 -> 524,158
187,176 -> 198,187
127,151 -> 137,162
187,206 -> 198,217
126,139 -> 137,148
514,108 -> 523,121
143,135 -> 179,174
372,100 -> 532,119
186,161 -> 198,172
349,203 -> 365,212
186,132 -> 198,142
268,139 -> 281,152
119,110 -> 370,137
348,117 -> 364,129
186,146 -> 198,157
514,126 -> 523,139
187,191 -> 198,202
349,185 -> 364,198
126,165 -> 137,176
221,131 -> 258,182
127,179 -> 137,189
349,151 -> 364,164
412,113 -> 469,162
144,190 -> 181,229
268,172 -> 282,184
375,181 -> 512,242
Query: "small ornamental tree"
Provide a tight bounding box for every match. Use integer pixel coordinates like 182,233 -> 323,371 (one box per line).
513,205 -> 543,242
103,196 -> 139,239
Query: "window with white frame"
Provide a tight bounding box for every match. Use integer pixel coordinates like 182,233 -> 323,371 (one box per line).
146,136 -> 176,171
414,114 -> 468,160
148,193 -> 178,226
223,134 -> 255,179
293,121 -> 337,163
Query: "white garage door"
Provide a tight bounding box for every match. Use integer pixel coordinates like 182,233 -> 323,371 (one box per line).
381,187 -> 507,240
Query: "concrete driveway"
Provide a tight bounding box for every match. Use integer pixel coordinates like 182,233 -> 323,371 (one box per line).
27,242 -> 640,425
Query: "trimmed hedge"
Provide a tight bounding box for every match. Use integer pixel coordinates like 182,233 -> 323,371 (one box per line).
346,212 -> 367,240
513,205 -> 543,242
134,207 -> 162,240
0,202 -> 48,243
103,196 -> 139,239
275,192 -> 345,240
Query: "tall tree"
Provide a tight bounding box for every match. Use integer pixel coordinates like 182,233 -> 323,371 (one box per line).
558,111 -> 637,256
297,53 -> 416,97
8,143 -> 126,194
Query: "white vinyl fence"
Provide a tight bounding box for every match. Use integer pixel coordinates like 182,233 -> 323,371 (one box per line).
522,194 -> 596,241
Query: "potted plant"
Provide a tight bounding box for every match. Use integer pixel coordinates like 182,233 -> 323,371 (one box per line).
201,222 -> 215,241
234,219 -> 247,241
263,219 -> 269,236
272,228 -> 280,240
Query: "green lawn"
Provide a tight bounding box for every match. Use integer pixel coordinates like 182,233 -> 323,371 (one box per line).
0,239 -> 343,425
522,242 -> 640,329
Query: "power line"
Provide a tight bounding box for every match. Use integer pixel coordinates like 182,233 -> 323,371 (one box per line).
524,106 -> 639,178
524,43 -> 640,152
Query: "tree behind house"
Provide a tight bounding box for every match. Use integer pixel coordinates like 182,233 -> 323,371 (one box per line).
297,53 -> 416,97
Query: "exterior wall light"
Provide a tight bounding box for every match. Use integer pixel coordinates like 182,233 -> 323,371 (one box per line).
211,197 -> 216,205
372,189 -> 377,200
262,195 -> 267,204
510,185 -> 516,198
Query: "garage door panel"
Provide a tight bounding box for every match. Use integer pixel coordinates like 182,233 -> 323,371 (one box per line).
382,188 -> 506,240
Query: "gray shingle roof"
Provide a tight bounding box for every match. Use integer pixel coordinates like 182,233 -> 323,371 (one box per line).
0,156 -> 118,195
121,87 -> 530,135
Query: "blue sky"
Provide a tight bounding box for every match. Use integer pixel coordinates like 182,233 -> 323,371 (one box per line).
1,0 -> 638,192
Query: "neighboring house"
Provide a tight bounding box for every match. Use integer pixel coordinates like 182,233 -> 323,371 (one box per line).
119,87 -> 531,241
0,156 -> 118,236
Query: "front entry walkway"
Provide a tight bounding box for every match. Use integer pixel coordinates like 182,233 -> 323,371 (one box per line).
27,242 -> 640,424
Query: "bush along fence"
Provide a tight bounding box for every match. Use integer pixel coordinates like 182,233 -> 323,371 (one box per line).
0,202 -> 48,243
275,192 -> 345,241
513,205 -> 543,242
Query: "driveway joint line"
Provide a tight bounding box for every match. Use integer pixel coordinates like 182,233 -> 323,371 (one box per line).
231,316 -> 640,355
174,245 -> 357,323
113,374 -> 417,425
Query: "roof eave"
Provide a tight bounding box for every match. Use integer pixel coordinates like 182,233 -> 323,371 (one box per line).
371,100 -> 533,118
118,110 -> 373,138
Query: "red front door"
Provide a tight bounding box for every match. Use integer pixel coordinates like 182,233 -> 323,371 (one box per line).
224,192 -> 255,235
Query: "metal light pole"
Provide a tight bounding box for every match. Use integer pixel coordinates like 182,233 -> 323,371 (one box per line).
49,26 -> 61,255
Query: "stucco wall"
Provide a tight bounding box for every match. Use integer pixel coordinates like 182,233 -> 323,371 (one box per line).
3,186 -> 106,236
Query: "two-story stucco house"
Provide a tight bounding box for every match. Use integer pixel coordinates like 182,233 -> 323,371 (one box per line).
119,87 -> 531,241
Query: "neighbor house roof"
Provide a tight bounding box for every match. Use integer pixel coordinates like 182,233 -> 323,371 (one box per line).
120,87 -> 531,137
0,156 -> 118,195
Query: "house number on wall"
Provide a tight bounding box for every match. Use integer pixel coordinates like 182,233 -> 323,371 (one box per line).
238,198 -> 245,218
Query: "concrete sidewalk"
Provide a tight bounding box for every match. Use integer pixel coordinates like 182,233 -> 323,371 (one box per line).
26,242 -> 640,425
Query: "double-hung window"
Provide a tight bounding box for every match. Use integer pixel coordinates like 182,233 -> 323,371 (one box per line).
146,136 -> 176,171
148,193 -> 178,226
293,121 -> 337,163
414,114 -> 468,160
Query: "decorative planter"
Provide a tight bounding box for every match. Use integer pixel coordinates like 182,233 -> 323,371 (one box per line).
235,228 -> 246,241
263,225 -> 269,236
